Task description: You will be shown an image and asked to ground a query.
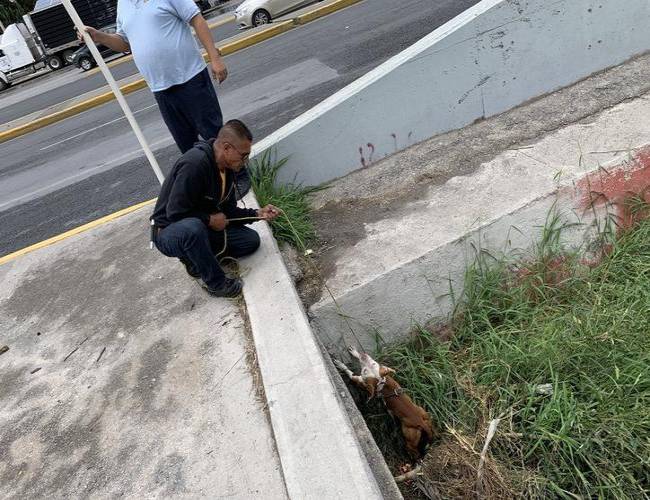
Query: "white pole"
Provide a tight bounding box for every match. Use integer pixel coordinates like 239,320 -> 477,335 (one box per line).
59,0 -> 165,185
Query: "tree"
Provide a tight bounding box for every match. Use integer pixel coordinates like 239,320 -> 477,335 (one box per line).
1,0 -> 37,29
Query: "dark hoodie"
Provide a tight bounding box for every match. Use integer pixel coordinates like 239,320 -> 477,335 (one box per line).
151,139 -> 258,229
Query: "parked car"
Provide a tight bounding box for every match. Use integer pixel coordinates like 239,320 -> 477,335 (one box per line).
234,0 -> 320,28
71,25 -> 126,71
195,0 -> 211,11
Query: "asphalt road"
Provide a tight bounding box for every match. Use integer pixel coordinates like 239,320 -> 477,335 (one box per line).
0,0 -> 479,257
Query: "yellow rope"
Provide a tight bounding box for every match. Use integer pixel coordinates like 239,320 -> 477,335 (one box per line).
216,211 -> 364,348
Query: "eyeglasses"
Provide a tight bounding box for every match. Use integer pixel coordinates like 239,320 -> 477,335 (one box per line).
226,142 -> 250,164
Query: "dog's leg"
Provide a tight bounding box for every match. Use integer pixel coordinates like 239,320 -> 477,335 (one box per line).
333,359 -> 367,388
348,346 -> 362,360
402,424 -> 424,459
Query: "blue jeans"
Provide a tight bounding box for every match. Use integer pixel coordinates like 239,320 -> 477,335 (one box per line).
153,68 -> 223,153
155,218 -> 260,288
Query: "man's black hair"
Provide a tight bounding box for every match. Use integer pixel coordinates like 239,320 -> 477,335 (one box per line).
222,119 -> 253,142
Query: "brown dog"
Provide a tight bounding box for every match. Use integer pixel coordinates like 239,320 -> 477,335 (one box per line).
334,346 -> 435,458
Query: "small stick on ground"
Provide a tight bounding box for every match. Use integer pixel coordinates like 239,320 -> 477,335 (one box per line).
394,465 -> 421,483
476,418 -> 501,495
96,346 -> 106,363
63,337 -> 89,362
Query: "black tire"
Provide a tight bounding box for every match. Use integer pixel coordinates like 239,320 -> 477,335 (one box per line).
252,9 -> 271,26
62,49 -> 75,64
0,79 -> 9,91
79,56 -> 95,71
47,55 -> 63,70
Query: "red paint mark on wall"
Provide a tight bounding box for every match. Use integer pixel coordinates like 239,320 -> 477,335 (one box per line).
575,147 -> 650,230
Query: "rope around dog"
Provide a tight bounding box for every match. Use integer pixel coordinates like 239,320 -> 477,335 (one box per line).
221,211 -> 365,349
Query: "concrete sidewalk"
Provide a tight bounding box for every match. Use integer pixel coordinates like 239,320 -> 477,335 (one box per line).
0,199 -> 398,498
0,209 -> 287,498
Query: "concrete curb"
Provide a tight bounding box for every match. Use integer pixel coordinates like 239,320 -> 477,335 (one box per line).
293,0 -> 361,24
0,78 -> 148,142
240,193 -> 388,498
219,20 -> 293,56
0,0 -> 363,144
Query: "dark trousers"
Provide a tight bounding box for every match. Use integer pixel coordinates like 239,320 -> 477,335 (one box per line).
153,68 -> 223,153
155,218 -> 260,288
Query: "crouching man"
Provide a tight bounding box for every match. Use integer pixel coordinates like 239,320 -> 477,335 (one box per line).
151,119 -> 280,298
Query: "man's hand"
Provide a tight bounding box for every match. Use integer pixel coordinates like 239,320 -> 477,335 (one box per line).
257,205 -> 282,221
210,58 -> 228,83
209,212 -> 228,231
77,25 -> 130,53
77,25 -> 99,42
191,14 -> 228,83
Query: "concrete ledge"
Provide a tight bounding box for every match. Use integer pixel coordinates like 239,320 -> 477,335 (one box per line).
308,91 -> 650,353
253,0 -> 650,187
241,194 -> 388,498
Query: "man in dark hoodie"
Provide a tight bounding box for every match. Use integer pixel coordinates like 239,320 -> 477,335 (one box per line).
151,119 -> 280,297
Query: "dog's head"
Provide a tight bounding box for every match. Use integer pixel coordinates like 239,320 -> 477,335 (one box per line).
352,349 -> 396,398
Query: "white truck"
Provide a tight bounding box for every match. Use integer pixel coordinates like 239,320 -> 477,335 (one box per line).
0,0 -> 117,91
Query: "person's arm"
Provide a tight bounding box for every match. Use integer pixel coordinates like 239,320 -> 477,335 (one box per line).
190,14 -> 227,83
81,26 -> 130,53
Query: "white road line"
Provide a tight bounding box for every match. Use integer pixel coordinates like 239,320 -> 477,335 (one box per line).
39,103 -> 159,151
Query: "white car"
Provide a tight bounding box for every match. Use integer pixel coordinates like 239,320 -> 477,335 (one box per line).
234,0 -> 320,28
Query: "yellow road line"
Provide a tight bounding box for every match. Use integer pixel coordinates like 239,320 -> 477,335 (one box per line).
0,78 -> 148,141
294,0 -> 362,24
0,198 -> 156,266
219,20 -> 293,55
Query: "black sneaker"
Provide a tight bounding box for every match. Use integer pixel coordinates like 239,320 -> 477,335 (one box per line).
234,167 -> 251,200
180,258 -> 201,279
202,277 -> 243,298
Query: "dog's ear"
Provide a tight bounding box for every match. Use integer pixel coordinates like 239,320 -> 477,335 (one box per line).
379,365 -> 396,377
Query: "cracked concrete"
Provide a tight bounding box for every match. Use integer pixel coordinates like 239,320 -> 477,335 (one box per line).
0,209 -> 287,499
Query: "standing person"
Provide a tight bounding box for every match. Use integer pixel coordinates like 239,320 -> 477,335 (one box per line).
151,120 -> 280,297
82,0 -> 250,195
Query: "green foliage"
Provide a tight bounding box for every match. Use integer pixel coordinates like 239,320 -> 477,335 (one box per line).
248,149 -> 322,250
377,209 -> 650,498
1,0 -> 36,28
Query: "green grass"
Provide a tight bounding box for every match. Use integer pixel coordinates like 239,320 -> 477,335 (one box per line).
249,150 -> 321,250
374,210 -> 650,499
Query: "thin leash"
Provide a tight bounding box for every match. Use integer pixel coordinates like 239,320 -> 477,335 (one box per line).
219,210 -> 365,350
277,211 -> 365,350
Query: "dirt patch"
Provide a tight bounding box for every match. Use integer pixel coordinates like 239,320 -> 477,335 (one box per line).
415,433 -> 517,500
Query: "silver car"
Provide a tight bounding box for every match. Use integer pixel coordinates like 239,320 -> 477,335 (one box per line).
234,0 -> 320,28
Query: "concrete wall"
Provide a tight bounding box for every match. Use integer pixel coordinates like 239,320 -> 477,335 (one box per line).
310,147 -> 650,355
252,0 -> 650,186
